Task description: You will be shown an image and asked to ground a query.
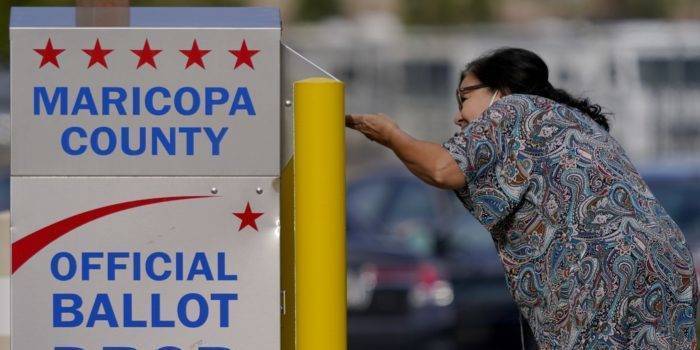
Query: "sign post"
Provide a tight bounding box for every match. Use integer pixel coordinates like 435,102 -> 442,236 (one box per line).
294,78 -> 346,350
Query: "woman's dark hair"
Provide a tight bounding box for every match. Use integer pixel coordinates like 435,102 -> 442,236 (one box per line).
461,47 -> 612,131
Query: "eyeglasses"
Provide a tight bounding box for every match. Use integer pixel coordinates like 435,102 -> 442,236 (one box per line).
456,83 -> 488,111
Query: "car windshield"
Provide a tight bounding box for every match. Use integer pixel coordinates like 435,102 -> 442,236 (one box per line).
382,182 -> 438,257
347,179 -> 391,227
387,184 -> 495,256
347,176 -> 499,255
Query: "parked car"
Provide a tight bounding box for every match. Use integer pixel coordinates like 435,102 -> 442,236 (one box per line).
347,204 -> 456,349
346,167 -> 532,348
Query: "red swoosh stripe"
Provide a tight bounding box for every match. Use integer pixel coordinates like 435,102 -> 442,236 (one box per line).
11,195 -> 214,274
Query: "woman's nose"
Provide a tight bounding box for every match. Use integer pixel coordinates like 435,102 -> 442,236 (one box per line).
453,112 -> 464,127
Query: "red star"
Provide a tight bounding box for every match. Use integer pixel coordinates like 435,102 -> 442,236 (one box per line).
180,40 -> 211,69
131,39 -> 162,69
82,39 -> 113,68
233,202 -> 264,231
229,40 -> 260,69
34,39 -> 65,68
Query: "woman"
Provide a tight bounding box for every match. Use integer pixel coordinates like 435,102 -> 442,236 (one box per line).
346,47 -> 698,349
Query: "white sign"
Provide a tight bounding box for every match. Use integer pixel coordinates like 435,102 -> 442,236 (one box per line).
11,178 -> 280,349
11,7 -> 280,176
10,7 -> 282,349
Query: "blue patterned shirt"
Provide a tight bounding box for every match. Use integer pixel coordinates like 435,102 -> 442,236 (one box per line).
442,93 -> 698,349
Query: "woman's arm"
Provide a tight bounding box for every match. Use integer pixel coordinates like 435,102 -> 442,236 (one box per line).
346,113 -> 465,189
387,128 -> 465,189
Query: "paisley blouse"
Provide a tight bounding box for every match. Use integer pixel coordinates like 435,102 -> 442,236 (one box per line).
442,93 -> 698,349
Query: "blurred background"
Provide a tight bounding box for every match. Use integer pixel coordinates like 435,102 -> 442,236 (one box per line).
2,0 -> 700,349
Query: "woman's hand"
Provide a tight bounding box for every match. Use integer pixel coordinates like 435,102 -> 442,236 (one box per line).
346,112 -> 465,189
345,113 -> 400,147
